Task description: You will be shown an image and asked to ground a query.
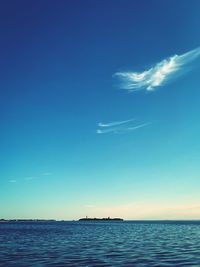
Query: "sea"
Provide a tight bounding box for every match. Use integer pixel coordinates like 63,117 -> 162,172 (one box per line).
0,220 -> 200,267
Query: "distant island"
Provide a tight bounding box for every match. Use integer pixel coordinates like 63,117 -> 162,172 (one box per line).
79,217 -> 123,221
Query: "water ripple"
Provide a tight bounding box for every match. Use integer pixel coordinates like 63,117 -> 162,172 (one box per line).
0,221 -> 200,266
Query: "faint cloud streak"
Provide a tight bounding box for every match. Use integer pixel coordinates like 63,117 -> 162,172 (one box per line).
97,119 -> 151,134
24,176 -> 35,181
9,179 -> 17,183
98,119 -> 135,128
42,172 -> 52,176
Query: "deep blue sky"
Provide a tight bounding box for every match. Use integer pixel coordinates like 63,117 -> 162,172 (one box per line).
1,0 -> 200,219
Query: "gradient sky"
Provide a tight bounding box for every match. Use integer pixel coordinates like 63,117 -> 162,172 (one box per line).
1,0 -> 200,220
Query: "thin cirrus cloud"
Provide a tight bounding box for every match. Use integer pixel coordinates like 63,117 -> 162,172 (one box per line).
114,46 -> 200,92
97,119 -> 151,134
98,118 -> 135,128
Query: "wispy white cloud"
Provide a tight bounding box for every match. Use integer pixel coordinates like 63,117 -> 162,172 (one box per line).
98,119 -> 135,128
97,128 -> 119,134
97,119 -> 151,134
115,46 -> 200,91
125,122 -> 152,131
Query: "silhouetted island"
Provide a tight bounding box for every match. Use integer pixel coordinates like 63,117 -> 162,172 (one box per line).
79,217 -> 123,221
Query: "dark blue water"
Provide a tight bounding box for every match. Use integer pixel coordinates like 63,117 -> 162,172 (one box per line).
1,221 -> 200,266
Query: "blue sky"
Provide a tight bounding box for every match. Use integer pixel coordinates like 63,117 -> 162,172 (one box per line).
1,0 -> 200,220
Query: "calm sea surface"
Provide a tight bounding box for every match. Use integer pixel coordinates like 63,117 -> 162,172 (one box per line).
0,221 -> 200,267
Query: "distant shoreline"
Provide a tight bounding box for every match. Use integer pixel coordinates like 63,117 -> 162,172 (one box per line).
79,217 -> 123,221
1,219 -> 200,223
